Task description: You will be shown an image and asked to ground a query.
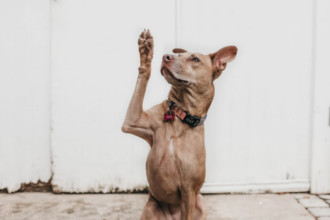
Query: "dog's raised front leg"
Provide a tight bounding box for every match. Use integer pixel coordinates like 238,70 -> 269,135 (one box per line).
122,30 -> 154,145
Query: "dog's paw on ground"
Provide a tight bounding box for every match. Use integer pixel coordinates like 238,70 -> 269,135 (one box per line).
138,29 -> 153,66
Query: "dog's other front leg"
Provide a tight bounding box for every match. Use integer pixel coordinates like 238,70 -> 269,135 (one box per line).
122,30 -> 154,145
180,189 -> 196,220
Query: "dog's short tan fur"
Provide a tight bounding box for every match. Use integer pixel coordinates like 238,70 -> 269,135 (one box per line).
122,30 -> 237,220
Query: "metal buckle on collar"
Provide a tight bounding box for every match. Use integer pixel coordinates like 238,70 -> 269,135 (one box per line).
183,114 -> 200,127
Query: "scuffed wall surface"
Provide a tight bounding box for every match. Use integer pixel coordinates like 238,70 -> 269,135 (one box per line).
51,0 -> 175,192
0,0 -> 51,192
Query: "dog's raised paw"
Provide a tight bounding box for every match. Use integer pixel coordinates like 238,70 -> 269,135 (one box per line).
138,29 -> 154,65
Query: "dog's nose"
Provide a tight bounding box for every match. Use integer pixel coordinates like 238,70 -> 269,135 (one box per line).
163,54 -> 174,63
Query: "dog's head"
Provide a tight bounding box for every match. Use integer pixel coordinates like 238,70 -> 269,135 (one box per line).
161,46 -> 237,91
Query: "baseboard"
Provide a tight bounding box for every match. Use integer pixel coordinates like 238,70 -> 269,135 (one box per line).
201,179 -> 310,194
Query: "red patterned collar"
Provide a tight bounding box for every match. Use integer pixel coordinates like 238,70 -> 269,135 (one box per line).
164,100 -> 207,127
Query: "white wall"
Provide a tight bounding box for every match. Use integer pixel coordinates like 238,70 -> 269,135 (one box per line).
0,0 -> 329,194
0,0 -> 51,192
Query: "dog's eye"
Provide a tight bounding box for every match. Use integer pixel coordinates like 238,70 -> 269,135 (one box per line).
192,57 -> 199,62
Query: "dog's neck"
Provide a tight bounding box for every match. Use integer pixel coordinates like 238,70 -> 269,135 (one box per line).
168,85 -> 214,118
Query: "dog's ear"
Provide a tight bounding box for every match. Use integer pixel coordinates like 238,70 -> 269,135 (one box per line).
209,46 -> 237,79
173,48 -> 187,54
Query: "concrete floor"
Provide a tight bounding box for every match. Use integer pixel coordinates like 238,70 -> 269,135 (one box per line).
0,193 -> 314,220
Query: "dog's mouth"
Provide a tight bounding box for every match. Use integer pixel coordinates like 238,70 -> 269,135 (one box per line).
161,67 -> 189,84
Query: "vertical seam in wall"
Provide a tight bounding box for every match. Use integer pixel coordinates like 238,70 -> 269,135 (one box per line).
174,0 -> 180,47
49,0 -> 54,181
174,0 -> 178,47
308,0 -> 317,192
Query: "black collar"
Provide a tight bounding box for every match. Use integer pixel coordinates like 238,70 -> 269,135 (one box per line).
167,100 -> 207,127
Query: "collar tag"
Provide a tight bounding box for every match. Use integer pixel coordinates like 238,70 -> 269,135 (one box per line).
164,110 -> 174,122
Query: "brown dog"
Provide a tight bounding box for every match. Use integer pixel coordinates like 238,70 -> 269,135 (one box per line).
122,30 -> 237,220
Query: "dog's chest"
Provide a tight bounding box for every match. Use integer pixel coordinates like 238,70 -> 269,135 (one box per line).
148,122 -> 206,178
146,124 -> 206,202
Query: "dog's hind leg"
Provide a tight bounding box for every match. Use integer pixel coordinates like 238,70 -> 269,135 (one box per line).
140,194 -> 166,220
194,194 -> 207,220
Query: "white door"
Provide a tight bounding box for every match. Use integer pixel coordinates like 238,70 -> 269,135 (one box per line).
51,0 -> 314,193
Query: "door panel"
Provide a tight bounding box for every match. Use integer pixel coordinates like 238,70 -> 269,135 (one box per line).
0,0 -> 51,192
177,0 -> 313,192
51,0 -> 175,192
